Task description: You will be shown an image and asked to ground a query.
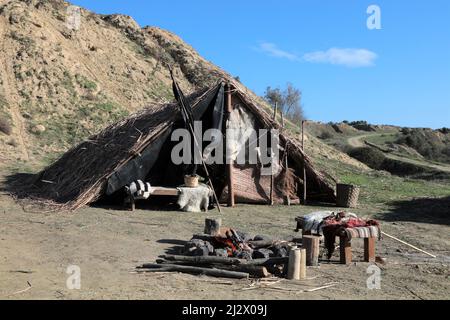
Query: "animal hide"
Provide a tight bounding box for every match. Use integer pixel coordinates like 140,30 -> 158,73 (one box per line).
177,184 -> 212,213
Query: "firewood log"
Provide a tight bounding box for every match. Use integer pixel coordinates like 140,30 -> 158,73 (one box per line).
137,263 -> 249,279
162,255 -> 245,265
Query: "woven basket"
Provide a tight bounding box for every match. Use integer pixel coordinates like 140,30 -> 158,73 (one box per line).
336,184 -> 360,208
184,175 -> 199,188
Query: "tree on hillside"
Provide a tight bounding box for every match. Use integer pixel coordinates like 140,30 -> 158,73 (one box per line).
264,83 -> 305,123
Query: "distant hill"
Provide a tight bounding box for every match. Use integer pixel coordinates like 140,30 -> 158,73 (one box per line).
307,120 -> 450,179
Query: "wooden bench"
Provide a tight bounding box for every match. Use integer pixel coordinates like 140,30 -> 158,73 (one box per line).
296,217 -> 377,265
127,187 -> 180,211
339,229 -> 376,265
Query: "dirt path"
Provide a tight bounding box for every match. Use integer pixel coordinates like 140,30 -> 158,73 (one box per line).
0,18 -> 29,161
347,133 -> 378,148
347,133 -> 450,173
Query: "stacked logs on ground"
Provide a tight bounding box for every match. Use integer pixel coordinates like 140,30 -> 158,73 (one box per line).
137,255 -> 289,279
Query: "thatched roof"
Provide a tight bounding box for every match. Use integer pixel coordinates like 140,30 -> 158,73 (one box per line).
9,80 -> 336,211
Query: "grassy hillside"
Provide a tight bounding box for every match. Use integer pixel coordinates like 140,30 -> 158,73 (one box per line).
307,121 -> 450,182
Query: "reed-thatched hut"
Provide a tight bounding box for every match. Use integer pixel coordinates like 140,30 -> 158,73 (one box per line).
11,81 -> 336,211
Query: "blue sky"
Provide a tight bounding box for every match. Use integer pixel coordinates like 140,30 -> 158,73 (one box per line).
70,0 -> 450,128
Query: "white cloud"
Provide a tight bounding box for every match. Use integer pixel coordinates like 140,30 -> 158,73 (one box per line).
303,48 -> 378,67
258,42 -> 299,61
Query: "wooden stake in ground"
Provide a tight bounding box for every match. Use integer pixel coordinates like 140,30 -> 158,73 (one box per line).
204,218 -> 222,236
299,249 -> 307,280
287,248 -> 301,280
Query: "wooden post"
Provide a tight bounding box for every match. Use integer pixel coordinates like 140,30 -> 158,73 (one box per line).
364,238 -> 376,262
204,218 -> 222,236
226,83 -> 235,207
287,248 -> 301,280
126,196 -> 135,212
301,120 -> 307,205
340,237 -> 352,265
269,103 -> 278,206
302,235 -> 320,266
284,147 -> 291,206
299,249 -> 307,280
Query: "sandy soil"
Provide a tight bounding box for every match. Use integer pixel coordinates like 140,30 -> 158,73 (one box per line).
1,176 -> 449,301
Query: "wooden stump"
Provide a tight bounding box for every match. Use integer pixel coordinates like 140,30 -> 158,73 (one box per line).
302,235 -> 320,266
299,249 -> 307,280
364,238 -> 376,262
287,248 -> 301,280
340,237 -> 352,265
204,218 -> 222,236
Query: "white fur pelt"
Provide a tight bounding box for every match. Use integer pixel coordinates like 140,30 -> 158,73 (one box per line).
177,184 -> 212,213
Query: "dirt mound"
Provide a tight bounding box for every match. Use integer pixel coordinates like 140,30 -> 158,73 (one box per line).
0,0 -> 368,176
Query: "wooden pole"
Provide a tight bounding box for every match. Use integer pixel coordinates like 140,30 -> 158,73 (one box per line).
382,231 -> 436,258
170,69 -> 222,213
226,83 -> 235,207
299,248 -> 307,280
301,120 -> 307,205
269,103 -> 278,206
302,235 -> 320,266
287,248 -> 301,280
284,143 -> 291,206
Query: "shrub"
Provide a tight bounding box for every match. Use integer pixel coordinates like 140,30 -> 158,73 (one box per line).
318,131 -> 334,140
348,121 -> 376,132
0,117 -> 12,135
381,158 -> 427,176
347,147 -> 386,169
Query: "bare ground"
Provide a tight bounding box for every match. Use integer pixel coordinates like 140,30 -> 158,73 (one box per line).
0,173 -> 449,300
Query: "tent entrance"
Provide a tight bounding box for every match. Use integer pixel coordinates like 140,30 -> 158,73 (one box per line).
101,83 -> 226,206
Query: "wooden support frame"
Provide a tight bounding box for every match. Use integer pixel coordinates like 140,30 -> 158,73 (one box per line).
340,237 -> 352,265
364,237 -> 376,262
301,120 -> 307,205
126,187 -> 181,211
340,236 -> 377,264
226,83 -> 235,207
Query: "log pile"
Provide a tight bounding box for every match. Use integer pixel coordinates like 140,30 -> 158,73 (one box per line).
136,219 -> 296,279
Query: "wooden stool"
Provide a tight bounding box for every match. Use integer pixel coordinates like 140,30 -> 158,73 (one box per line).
339,234 -> 376,265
